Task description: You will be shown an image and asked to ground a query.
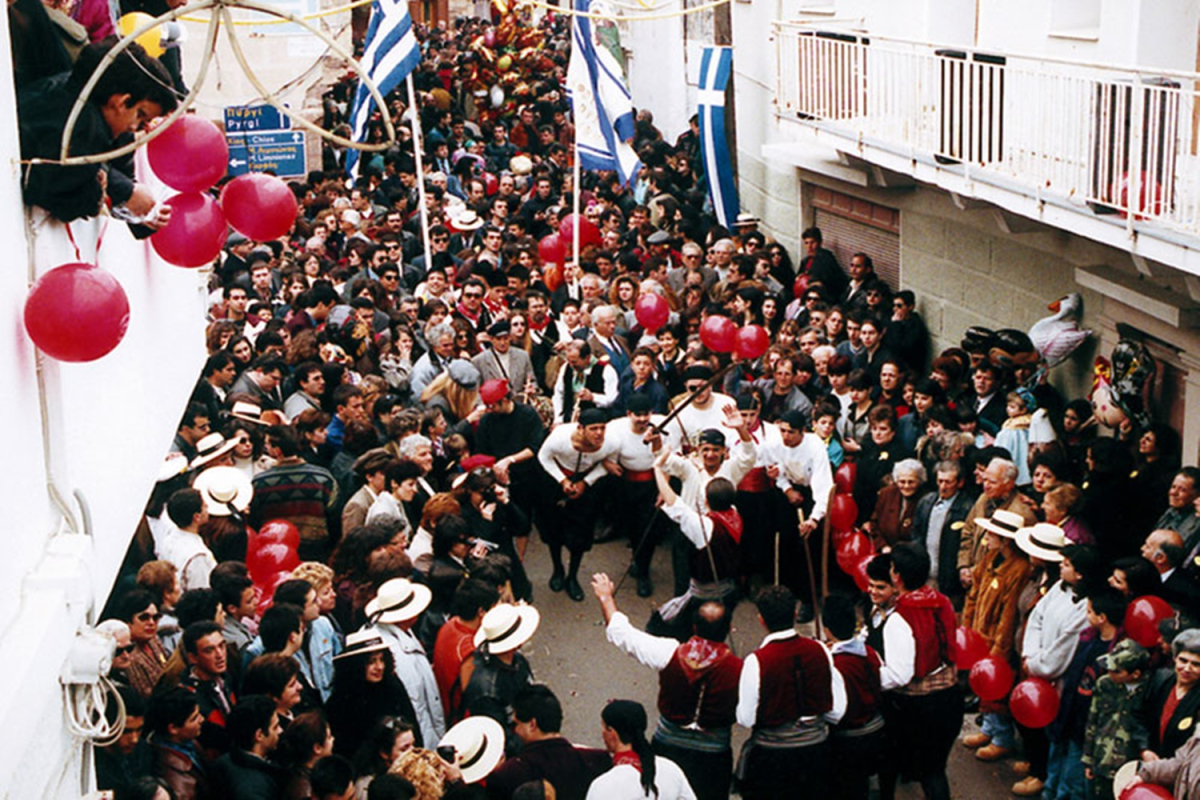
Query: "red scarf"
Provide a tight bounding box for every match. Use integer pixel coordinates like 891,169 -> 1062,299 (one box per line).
707,509 -> 743,544
677,637 -> 733,681
613,751 -> 641,772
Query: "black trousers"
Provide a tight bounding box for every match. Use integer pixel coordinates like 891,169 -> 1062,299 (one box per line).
736,738 -> 831,799
652,739 -> 731,800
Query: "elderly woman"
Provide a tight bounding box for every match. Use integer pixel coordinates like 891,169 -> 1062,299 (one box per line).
961,515 -> 1034,762
118,589 -> 169,699
96,619 -> 135,687
863,459 -> 928,552
1140,628 -> 1200,761
1042,483 -> 1094,545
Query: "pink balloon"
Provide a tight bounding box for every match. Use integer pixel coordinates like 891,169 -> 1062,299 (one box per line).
256,520 -> 300,552
954,626 -> 990,671
147,115 -> 228,193
698,315 -> 737,353
969,656 -> 1015,701
220,173 -> 298,241
152,192 -> 228,268
634,293 -> 670,332
1125,595 -> 1174,648
558,213 -> 602,250
538,232 -> 566,267
734,325 -> 770,360
24,263 -> 129,362
1010,678 -> 1060,729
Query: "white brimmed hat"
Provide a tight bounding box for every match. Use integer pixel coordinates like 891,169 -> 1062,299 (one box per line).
158,452 -> 191,483
193,466 -> 253,516
365,578 -> 432,625
229,401 -> 268,425
333,630 -> 392,660
1016,522 -> 1069,562
449,209 -> 484,232
189,433 -> 239,470
974,508 -> 1025,539
473,603 -> 539,654
438,716 -> 505,784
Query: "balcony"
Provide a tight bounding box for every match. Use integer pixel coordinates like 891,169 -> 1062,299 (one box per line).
770,22 -> 1200,271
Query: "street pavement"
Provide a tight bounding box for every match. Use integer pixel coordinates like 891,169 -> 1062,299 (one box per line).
515,531 -> 1018,799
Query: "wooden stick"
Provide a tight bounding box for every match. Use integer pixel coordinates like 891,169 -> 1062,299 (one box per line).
648,362 -> 735,438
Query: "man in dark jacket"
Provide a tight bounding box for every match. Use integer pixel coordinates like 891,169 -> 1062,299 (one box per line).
486,685 -> 610,800
211,695 -> 286,800
798,227 -> 848,300
912,460 -> 975,604
18,38 -> 176,224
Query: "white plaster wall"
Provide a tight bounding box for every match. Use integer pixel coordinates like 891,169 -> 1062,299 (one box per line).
624,4 -> 689,140
0,12 -> 209,791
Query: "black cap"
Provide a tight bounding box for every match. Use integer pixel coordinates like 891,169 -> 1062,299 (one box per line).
579,408 -> 607,426
625,395 -> 653,414
683,365 -> 713,382
698,428 -> 726,446
487,319 -> 511,337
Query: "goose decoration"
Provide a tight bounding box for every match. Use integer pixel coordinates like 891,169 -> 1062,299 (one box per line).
1029,293 -> 1092,368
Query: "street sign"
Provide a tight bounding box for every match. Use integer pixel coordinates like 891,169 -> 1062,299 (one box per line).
224,104 -> 291,133
225,104 -> 306,177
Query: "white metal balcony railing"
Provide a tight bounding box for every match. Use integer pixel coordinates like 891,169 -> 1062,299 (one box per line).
773,22 -> 1200,240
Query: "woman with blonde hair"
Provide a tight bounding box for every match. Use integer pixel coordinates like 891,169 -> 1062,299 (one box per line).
419,361 -> 481,425
390,748 -> 458,799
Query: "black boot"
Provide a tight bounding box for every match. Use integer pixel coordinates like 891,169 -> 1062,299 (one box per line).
566,575 -> 585,601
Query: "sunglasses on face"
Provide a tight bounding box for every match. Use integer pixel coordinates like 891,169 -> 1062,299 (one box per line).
464,291 -> 483,299
135,612 -> 162,622
115,644 -> 136,656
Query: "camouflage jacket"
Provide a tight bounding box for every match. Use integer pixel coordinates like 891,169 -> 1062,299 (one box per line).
1082,674 -> 1150,778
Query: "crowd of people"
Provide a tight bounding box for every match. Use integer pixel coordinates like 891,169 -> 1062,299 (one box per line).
13,5 -> 1200,800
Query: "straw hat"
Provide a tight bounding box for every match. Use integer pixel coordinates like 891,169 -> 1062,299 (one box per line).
333,630 -> 392,661
229,401 -> 269,425
473,603 -> 539,654
974,508 -> 1025,539
365,578 -> 432,625
1016,523 -> 1069,562
192,466 -> 253,516
438,716 -> 505,784
189,433 -> 239,470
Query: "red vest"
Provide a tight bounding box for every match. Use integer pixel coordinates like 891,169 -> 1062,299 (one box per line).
691,510 -> 742,583
754,634 -> 833,727
658,637 -> 743,729
895,587 -> 957,679
833,647 -> 882,729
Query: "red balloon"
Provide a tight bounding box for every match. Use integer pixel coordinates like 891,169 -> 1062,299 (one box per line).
147,115 -> 228,193
1125,595 -> 1174,648
793,274 -> 809,299
1121,785 -> 1174,800
542,262 -> 563,293
220,173 -> 298,242
247,542 -> 300,583
969,656 -> 1015,701
634,293 -> 670,332
254,570 -> 293,611
1010,678 -> 1061,729
836,531 -> 872,570
849,555 -> 873,592
538,232 -> 566,267
734,325 -> 770,360
834,461 -> 857,494
698,315 -> 737,353
256,520 -> 300,552
954,626 -> 991,671
558,213 -> 602,250
24,263 -> 129,362
829,494 -> 858,534
152,192 -> 228,267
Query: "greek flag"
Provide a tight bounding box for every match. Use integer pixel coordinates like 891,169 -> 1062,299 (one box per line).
344,0 -> 420,182
567,0 -> 641,185
698,46 -> 739,227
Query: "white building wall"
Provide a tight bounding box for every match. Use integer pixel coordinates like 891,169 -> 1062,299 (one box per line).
1,13 -> 209,795
624,5 -> 690,140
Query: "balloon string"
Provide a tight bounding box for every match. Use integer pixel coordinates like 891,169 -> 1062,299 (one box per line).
64,223 -> 81,262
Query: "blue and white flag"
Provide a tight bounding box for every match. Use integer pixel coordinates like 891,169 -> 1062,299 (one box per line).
697,46 -> 739,227
344,0 -> 420,182
566,0 -> 641,185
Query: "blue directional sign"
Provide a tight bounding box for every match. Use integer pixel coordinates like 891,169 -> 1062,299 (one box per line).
225,104 -> 306,177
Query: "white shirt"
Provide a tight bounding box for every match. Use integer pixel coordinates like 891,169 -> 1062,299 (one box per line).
606,611 -> 679,670
661,498 -> 716,551
537,423 -> 617,485
873,609 -> 917,691
366,622 -> 446,746
366,492 -> 411,532
669,393 -> 737,449
661,439 -> 756,513
736,630 -> 846,729
769,432 -> 834,521
552,360 -> 620,422
157,527 -> 216,592
585,756 -> 697,800
605,415 -> 677,472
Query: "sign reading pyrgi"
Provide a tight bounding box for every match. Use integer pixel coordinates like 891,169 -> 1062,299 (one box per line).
225,104 -> 307,177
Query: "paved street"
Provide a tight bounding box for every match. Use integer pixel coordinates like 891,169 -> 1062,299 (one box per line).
517,532 -> 1017,799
